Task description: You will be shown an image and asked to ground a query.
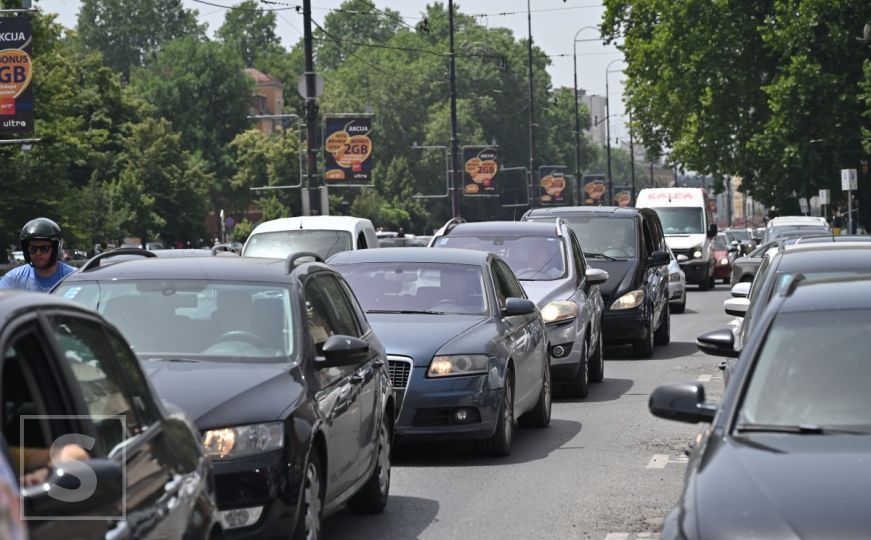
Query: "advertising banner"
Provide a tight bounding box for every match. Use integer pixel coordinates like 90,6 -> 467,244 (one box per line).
613,185 -> 633,207
462,146 -> 498,195
323,116 -> 373,183
581,174 -> 608,205
538,166 -> 568,205
0,17 -> 34,134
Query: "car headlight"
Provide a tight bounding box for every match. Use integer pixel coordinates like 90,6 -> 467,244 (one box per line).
669,272 -> 682,283
611,290 -> 644,310
693,247 -> 703,259
203,422 -> 284,459
719,257 -> 729,266
428,354 -> 489,378
541,301 -> 579,324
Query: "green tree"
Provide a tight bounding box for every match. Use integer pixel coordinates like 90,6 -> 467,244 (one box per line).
217,0 -> 283,67
314,0 -> 404,71
77,0 -> 204,76
228,127 -> 302,216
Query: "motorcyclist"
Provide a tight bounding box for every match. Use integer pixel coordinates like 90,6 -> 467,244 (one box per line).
0,218 -> 76,292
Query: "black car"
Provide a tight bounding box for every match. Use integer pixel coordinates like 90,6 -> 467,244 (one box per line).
429,219 -> 608,398
650,276 -> 871,539
53,250 -> 394,538
330,247 -> 550,456
523,207 -> 671,358
0,291 -> 218,539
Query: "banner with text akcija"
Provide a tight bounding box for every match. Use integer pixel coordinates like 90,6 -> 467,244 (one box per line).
323,116 -> 373,183
0,17 -> 34,134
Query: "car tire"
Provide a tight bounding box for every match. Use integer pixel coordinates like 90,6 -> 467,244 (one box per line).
588,330 -> 605,383
519,358 -> 551,428
347,412 -> 392,514
709,275 -> 717,289
292,450 -> 323,540
563,338 -> 589,398
654,304 -> 670,345
671,294 -> 686,314
722,277 -> 730,284
480,374 -> 514,457
632,316 -> 655,358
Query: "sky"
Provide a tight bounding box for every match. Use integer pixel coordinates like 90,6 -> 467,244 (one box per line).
36,0 -> 628,141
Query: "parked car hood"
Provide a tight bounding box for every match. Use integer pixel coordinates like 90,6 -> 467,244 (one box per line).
691,434 -> 871,538
520,278 -> 578,306
142,358 -> 302,429
587,260 -> 637,300
367,314 -> 486,366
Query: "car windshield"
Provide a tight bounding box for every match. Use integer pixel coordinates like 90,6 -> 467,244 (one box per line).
653,207 -> 704,235
526,215 -> 637,260
726,230 -> 750,242
737,309 -> 871,429
713,235 -> 729,250
243,230 -> 353,259
333,262 -> 487,315
434,235 -> 566,280
766,225 -> 830,242
55,281 -> 296,359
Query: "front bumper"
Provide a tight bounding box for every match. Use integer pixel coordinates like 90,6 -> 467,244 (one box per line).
668,281 -> 685,301
602,308 -> 649,345
396,370 -> 502,442
544,319 -> 584,381
680,260 -> 710,284
212,449 -> 299,539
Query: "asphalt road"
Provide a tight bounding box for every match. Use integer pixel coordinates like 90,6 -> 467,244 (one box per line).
325,285 -> 732,540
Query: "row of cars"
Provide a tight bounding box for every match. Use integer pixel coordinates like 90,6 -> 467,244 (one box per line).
649,215 -> 871,538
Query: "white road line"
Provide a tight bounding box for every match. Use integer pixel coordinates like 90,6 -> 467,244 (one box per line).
697,374 -> 712,382
647,454 -> 689,468
604,534 -> 630,540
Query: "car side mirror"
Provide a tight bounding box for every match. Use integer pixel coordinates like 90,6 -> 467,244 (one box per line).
649,383 -> 717,424
696,328 -> 740,358
318,334 -> 369,367
648,250 -> 670,267
584,268 -> 609,286
504,297 -> 536,316
730,282 -> 751,298
22,458 -> 123,518
724,297 -> 750,317
707,223 -> 718,238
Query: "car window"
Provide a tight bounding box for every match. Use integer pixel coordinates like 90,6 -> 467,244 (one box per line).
315,274 -> 362,338
357,232 -> 368,249
491,260 -> 526,309
3,329 -> 58,456
652,207 -> 705,235
303,276 -> 356,386
713,235 -> 729,250
49,316 -> 141,453
104,329 -> 161,427
641,218 -> 655,258
568,231 -> 586,277
243,230 -> 353,259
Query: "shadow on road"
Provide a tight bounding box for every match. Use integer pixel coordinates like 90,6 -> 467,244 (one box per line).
324,495 -> 439,540
604,340 -> 698,361
392,418 -> 582,467
559,377 -> 633,403
674,308 -> 698,315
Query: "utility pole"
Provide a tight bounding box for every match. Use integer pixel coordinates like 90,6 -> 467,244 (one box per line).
448,0 -> 460,218
302,0 -> 321,215
526,0 -> 536,207
604,59 -> 623,205
628,107 -> 636,204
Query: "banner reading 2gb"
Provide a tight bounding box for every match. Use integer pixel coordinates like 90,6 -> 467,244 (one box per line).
324,116 -> 373,183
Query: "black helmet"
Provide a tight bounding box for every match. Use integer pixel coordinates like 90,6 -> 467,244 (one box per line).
20,217 -> 63,265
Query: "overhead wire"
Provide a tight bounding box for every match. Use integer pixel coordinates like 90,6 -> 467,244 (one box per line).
191,0 -> 297,12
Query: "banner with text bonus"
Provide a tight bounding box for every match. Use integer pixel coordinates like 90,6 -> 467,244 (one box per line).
581,174 -> 607,205
462,146 -> 498,195
538,166 -> 569,205
0,16 -> 34,134
323,116 -> 373,183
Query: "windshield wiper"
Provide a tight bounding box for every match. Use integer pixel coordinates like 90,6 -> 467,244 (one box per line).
584,251 -> 618,261
366,309 -> 446,315
735,423 -> 871,435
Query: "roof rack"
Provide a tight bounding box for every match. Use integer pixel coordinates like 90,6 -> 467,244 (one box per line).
783,273 -> 806,297
554,217 -> 566,237
433,217 -> 467,239
211,245 -> 240,256
81,247 -> 156,272
286,252 -> 324,273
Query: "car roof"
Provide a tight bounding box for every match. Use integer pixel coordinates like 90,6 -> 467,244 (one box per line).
525,206 -> 639,218
60,255 -> 315,282
446,221 -> 562,237
774,243 -> 871,272
250,216 -> 373,234
768,216 -> 828,227
329,247 -> 488,266
779,276 -> 871,313
0,290 -> 96,326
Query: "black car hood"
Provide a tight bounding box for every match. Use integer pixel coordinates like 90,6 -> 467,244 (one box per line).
142,358 -> 302,430
587,259 -> 637,300
367,314 -> 486,366
691,434 -> 871,538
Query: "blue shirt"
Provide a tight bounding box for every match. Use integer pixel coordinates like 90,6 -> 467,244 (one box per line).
0,262 -> 76,293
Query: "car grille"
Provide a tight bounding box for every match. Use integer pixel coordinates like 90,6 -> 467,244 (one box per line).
387,356 -> 413,389
672,248 -> 692,259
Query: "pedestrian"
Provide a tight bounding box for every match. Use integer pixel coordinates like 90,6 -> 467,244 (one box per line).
0,218 -> 76,292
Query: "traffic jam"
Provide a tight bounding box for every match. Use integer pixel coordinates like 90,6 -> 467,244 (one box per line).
1,185 -> 869,539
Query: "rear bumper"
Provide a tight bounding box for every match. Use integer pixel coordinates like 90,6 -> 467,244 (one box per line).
680,260 -> 710,284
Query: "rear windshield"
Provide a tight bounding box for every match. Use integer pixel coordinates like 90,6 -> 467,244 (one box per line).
434,235 -> 566,280
243,230 -> 353,259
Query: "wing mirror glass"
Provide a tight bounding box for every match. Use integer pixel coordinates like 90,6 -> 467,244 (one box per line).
696,327 -> 740,358
707,223 -> 718,238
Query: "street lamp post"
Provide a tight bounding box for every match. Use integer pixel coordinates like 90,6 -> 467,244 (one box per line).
605,59 -> 624,205
572,26 -> 601,205
448,0 -> 461,218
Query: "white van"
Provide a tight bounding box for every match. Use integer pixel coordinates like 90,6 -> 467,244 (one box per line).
636,187 -> 718,290
241,216 -> 379,260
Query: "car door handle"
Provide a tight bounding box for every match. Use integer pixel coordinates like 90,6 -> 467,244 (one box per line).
351,373 -> 365,384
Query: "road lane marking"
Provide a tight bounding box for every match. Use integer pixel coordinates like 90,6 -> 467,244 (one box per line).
647,454 -> 689,468
697,374 -> 712,382
603,534 -> 658,540
604,534 -> 630,540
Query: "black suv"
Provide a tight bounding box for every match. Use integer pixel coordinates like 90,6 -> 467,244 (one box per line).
0,291 -> 218,539
523,207 -> 671,358
53,250 -> 394,539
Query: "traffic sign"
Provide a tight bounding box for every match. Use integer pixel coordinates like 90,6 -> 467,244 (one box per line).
297,73 -> 324,99
225,217 -> 235,227
841,169 -> 857,191
819,189 -> 830,205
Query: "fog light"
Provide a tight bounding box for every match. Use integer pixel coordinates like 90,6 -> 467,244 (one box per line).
455,409 -> 469,422
219,506 -> 263,530
550,342 -> 573,358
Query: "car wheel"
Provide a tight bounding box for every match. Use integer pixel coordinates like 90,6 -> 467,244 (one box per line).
347,411 -> 391,514
709,275 -> 717,289
588,330 -> 604,383
519,358 -> 551,428
563,338 -> 589,398
480,374 -> 514,456
654,303 -> 670,345
671,292 -> 686,314
293,451 -> 323,540
632,315 -> 655,358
